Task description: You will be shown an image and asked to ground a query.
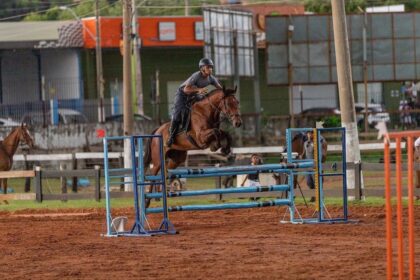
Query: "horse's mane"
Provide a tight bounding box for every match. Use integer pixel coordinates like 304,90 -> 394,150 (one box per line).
292,132 -> 307,142
204,86 -> 237,98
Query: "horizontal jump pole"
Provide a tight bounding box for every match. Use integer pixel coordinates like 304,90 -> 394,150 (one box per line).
145,185 -> 289,199
146,199 -> 291,214
167,162 -> 313,179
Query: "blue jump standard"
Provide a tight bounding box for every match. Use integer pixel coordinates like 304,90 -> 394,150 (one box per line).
146,199 -> 291,214
145,185 -> 289,199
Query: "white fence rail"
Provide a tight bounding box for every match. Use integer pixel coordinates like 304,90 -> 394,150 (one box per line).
12,141 -> 398,162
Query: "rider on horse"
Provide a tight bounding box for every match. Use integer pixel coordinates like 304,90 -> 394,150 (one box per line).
166,58 -> 223,147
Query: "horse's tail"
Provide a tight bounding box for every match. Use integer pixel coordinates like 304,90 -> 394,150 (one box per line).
143,127 -> 159,170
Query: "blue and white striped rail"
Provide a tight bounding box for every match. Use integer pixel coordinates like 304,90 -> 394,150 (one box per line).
145,185 -> 289,199
147,199 -> 291,214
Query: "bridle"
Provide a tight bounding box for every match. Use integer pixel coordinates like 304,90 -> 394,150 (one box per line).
219,94 -> 240,121
201,91 -> 240,123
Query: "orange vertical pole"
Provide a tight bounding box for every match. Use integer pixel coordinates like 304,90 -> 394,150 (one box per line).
395,137 -> 404,280
384,138 -> 393,280
407,136 -> 415,280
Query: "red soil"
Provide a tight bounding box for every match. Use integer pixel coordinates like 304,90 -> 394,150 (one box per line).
0,206 -> 419,279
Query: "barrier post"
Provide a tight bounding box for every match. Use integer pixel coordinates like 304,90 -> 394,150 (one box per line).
35,166 -> 42,202
354,162 -> 362,200
71,153 -> 78,193
385,132 -> 418,280
60,164 -> 67,202
94,165 -> 101,202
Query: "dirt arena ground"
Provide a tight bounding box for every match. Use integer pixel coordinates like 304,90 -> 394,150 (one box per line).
0,205 -> 419,280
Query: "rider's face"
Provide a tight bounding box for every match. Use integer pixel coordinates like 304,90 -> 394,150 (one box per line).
201,65 -> 213,76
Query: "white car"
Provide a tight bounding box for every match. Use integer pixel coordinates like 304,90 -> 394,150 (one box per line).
354,103 -> 390,127
0,117 -> 21,127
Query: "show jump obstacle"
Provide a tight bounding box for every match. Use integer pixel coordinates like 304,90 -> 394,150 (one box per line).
384,131 -> 419,280
103,128 -> 348,237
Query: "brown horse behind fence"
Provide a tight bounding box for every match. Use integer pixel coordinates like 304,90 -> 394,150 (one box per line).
0,124 -> 34,196
143,87 -> 242,204
274,132 -> 328,189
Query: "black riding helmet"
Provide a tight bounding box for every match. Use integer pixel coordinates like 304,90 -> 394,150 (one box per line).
199,58 -> 214,69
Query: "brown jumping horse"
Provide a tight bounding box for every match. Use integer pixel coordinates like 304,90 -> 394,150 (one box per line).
143,87 -> 241,203
0,124 -> 34,196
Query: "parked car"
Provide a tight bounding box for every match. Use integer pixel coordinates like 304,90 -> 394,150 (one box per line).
21,109 -> 88,126
105,113 -> 152,122
0,117 -> 21,127
354,103 -> 390,128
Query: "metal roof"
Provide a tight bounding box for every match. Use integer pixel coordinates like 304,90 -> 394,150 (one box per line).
0,21 -> 77,49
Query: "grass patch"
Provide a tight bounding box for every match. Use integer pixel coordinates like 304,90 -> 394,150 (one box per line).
2,194 -> 418,213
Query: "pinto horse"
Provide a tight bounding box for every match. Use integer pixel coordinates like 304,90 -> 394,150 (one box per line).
143,86 -> 241,202
0,124 -> 34,196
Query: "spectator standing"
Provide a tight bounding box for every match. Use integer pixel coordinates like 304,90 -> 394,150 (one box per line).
240,154 -> 263,201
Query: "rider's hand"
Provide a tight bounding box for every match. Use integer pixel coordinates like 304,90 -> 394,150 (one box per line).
198,88 -> 208,94
195,94 -> 205,101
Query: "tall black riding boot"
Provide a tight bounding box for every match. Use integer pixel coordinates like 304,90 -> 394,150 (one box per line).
166,121 -> 178,147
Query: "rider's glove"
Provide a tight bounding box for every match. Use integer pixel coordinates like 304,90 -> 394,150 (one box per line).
195,94 -> 205,101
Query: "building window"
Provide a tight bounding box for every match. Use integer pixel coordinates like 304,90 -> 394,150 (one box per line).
195,22 -> 204,41
159,22 -> 176,41
357,83 -> 383,104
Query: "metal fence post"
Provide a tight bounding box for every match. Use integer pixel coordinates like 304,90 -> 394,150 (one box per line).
35,166 -> 42,202
60,164 -> 67,202
119,154 -> 124,191
24,151 -> 31,192
72,153 -> 78,193
354,161 -> 362,200
94,165 -> 101,202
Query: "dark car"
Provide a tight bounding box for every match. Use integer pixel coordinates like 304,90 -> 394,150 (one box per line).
295,107 -> 341,127
105,114 -> 152,122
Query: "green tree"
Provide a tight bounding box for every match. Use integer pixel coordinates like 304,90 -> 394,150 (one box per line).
304,0 -> 413,13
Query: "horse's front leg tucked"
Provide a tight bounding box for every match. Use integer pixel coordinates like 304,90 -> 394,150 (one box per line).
198,128 -> 222,151
218,130 -> 232,155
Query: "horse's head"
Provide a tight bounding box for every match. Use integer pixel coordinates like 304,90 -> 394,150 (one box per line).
221,85 -> 242,128
18,123 -> 34,148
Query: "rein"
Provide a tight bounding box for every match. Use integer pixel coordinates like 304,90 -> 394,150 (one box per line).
197,91 -> 237,124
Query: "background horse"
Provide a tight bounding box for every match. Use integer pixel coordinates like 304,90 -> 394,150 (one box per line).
0,124 -> 34,196
143,87 -> 241,203
274,132 -> 328,189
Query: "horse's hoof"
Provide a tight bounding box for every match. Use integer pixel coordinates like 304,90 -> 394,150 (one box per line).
221,147 -> 231,155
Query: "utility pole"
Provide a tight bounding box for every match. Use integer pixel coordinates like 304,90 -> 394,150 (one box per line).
331,0 -> 363,196
233,30 -> 242,146
131,0 -> 144,115
95,0 -> 105,122
362,10 -> 369,133
185,0 -> 189,16
123,0 -> 133,191
155,69 -> 161,124
287,24 -> 295,128
252,33 -> 262,143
